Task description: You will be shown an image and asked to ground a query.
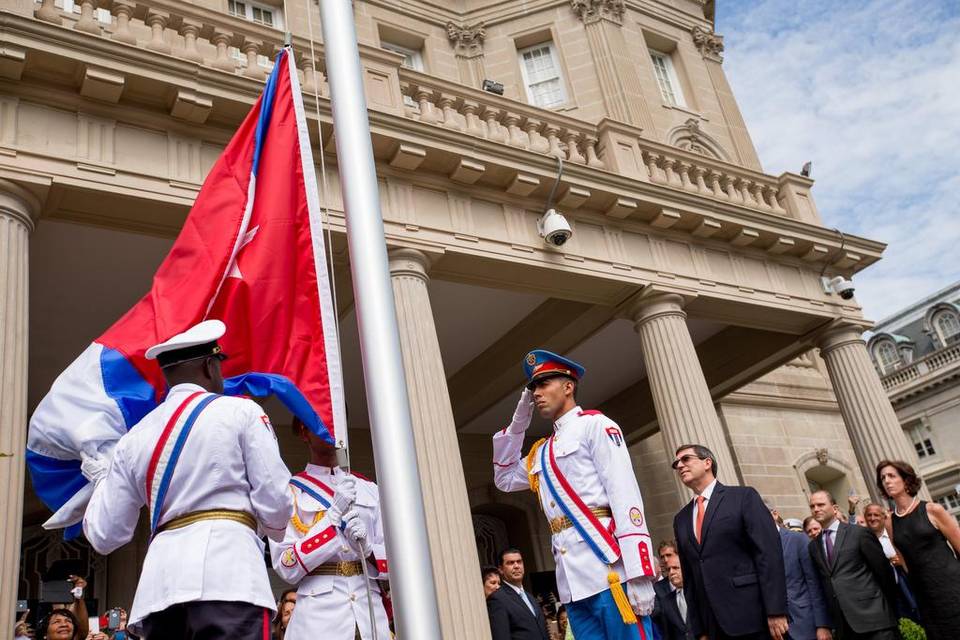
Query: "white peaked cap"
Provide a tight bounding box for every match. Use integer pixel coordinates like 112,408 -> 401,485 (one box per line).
145,319 -> 227,361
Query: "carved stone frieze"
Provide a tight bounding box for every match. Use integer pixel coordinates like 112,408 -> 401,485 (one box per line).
571,0 -> 625,25
668,118 -> 729,161
691,25 -> 724,61
446,21 -> 486,57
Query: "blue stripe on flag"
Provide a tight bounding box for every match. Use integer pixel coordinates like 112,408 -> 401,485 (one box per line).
224,372 -> 335,445
150,394 -> 221,532
25,449 -> 88,516
252,48 -> 287,177
99,345 -> 158,429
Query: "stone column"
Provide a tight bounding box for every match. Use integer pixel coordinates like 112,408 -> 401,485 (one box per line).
627,293 -> 738,501
388,249 -> 491,640
818,325 -> 930,501
446,21 -> 486,89
0,181 -> 36,635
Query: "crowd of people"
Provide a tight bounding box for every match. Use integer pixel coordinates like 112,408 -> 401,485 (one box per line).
10,330 -> 960,640
483,454 -> 960,640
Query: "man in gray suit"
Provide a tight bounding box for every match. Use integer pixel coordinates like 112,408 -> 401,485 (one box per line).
807,491 -> 898,640
767,504 -> 832,640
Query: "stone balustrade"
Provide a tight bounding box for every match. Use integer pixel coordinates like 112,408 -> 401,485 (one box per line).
400,69 -> 605,170
30,0 -> 329,94
881,343 -> 960,393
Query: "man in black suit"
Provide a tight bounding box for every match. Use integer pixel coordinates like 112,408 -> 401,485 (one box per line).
807,491 -> 898,640
653,549 -> 694,640
487,548 -> 550,640
671,444 -> 789,640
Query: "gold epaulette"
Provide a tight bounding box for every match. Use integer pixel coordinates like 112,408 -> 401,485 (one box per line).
525,437 -> 547,495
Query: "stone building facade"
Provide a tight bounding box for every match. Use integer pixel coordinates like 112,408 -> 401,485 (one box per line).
868,281 -> 960,520
0,0 -> 923,637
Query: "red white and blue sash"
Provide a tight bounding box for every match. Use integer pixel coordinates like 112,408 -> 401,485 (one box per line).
146,391 -> 221,532
289,472 -> 335,510
539,436 -> 621,564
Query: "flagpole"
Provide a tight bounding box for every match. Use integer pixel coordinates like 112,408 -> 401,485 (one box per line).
317,2 -> 443,639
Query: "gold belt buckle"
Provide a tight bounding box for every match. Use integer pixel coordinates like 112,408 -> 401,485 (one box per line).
549,516 -> 568,534
338,561 -> 360,577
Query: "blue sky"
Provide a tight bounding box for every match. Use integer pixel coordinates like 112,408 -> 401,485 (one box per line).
716,0 -> 960,322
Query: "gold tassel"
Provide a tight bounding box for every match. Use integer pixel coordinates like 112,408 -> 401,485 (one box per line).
608,570 -> 637,625
525,437 -> 547,495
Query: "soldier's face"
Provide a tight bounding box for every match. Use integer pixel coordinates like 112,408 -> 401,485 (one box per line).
532,377 -> 573,419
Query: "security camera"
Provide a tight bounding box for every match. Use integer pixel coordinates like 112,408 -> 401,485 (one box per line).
537,208 -> 572,247
821,275 -> 856,300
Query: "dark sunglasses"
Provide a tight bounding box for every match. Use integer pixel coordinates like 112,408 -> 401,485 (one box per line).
671,454 -> 704,470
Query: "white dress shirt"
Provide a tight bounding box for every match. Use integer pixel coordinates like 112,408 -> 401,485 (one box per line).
504,580 -> 536,616
83,384 -> 293,634
821,518 -> 840,557
691,478 -> 718,534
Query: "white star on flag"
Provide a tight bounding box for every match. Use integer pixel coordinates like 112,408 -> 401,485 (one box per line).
227,225 -> 259,279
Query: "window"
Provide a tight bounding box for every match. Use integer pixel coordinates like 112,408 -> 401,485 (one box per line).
933,310 -> 960,346
649,50 -> 686,107
227,0 -> 282,28
907,422 -> 936,458
381,42 -> 424,72
874,340 -> 900,374
518,42 -> 567,109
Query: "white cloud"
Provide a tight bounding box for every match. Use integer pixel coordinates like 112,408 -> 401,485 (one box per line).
717,0 -> 960,321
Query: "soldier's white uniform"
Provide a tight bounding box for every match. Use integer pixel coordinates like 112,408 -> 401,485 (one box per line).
270,464 -> 391,640
493,405 -> 656,605
84,382 -> 293,635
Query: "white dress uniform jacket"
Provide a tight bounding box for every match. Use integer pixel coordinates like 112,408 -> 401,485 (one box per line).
270,464 -> 390,640
83,383 -> 293,634
493,406 -> 655,604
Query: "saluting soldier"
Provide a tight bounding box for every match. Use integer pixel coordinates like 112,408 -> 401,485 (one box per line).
270,417 -> 391,640
83,320 -> 293,639
493,350 -> 658,640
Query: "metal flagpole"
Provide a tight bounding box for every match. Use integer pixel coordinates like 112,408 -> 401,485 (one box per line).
317,2 -> 443,638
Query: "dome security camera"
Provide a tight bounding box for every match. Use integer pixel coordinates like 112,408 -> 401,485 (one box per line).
821,275 -> 856,300
537,208 -> 572,247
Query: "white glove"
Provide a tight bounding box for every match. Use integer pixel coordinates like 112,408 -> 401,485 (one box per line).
326,476 -> 357,526
343,509 -> 372,556
80,451 -> 110,485
507,388 -> 535,434
627,577 -> 656,616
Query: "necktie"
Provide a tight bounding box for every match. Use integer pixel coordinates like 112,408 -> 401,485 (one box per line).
824,529 -> 835,565
676,588 -> 687,623
519,588 -> 536,616
695,495 -> 706,543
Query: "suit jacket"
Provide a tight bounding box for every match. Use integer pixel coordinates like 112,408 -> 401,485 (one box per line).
808,522 -> 897,635
652,579 -> 694,640
487,585 -> 550,640
779,527 -> 831,640
673,482 -> 787,638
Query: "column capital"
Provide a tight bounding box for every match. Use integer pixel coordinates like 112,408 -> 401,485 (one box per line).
571,0 -> 624,25
816,321 -> 871,355
622,288 -> 696,328
691,25 -> 724,62
388,247 -> 434,282
445,21 -> 485,57
0,179 -> 41,231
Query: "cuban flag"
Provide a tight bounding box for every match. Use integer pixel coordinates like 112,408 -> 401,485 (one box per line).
27,48 -> 345,537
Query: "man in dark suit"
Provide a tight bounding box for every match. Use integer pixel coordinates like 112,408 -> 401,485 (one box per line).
807,491 -> 898,640
487,548 -> 550,640
767,504 -> 832,640
653,550 -> 694,640
671,443 -> 788,640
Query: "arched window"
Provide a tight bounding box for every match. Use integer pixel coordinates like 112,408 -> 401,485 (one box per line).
933,310 -> 960,346
874,340 -> 900,374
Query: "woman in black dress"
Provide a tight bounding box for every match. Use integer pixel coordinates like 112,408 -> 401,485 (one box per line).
877,459 -> 960,640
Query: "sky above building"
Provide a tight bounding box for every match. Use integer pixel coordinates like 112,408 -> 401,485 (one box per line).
717,0 -> 960,323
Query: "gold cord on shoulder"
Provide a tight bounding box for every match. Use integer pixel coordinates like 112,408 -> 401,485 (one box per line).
526,438 -> 547,495
289,485 -> 324,535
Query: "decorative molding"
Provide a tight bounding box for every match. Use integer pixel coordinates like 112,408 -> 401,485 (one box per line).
445,21 -> 485,57
691,25 -> 724,61
667,118 -> 730,161
571,0 -> 625,25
